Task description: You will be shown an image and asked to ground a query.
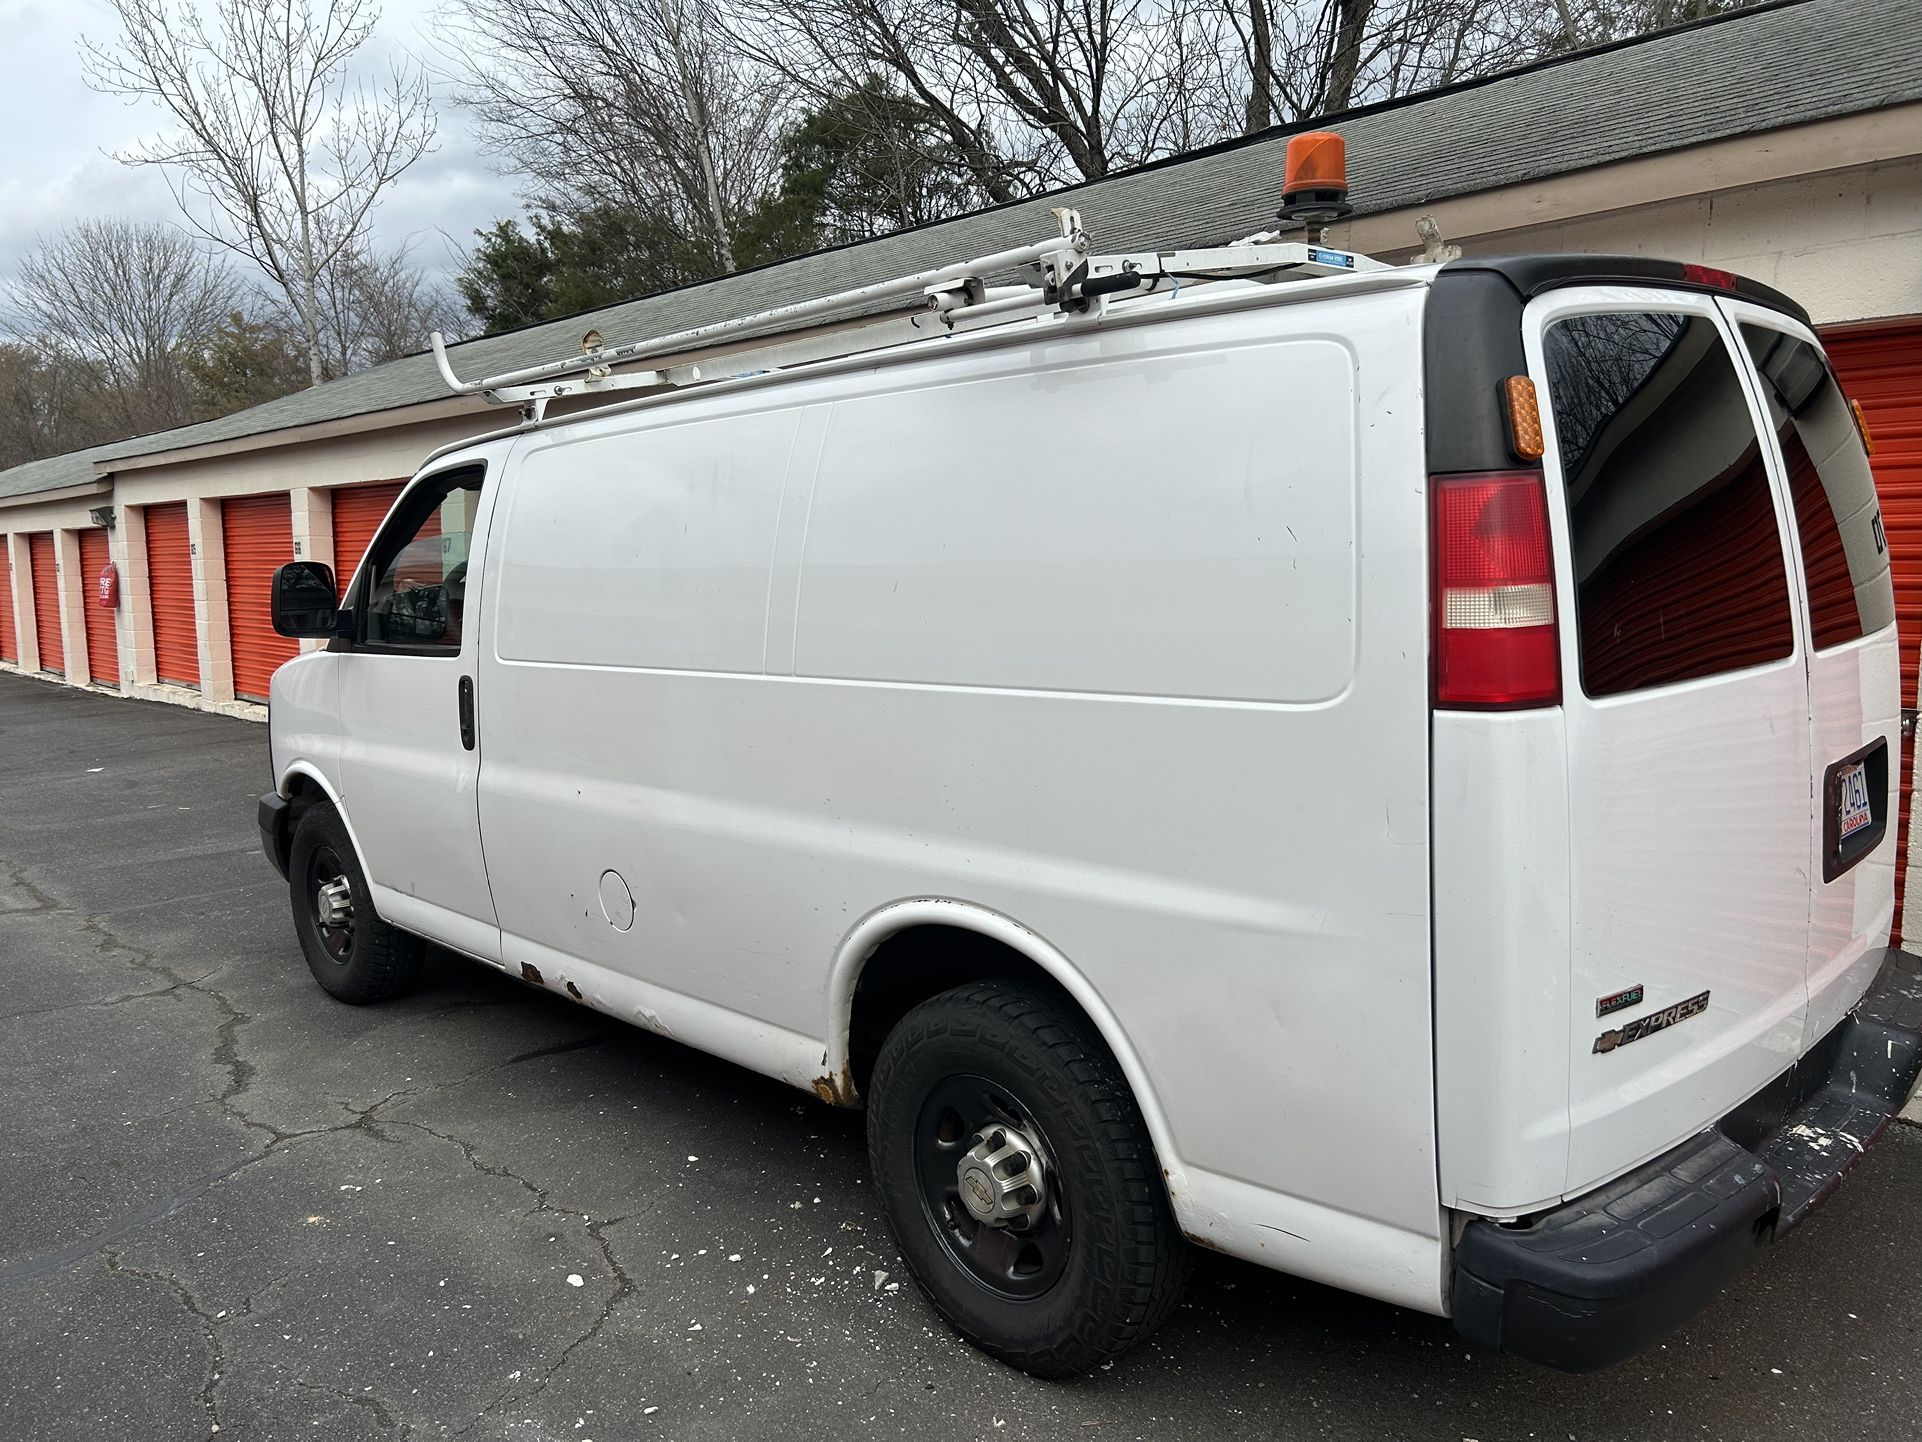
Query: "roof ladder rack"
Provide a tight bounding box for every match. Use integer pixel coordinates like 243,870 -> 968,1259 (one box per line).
428,204 -> 1392,420
432,209 -> 1093,417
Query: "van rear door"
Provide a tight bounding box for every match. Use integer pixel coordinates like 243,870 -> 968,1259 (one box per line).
1526,288 -> 1814,1194
1724,301 -> 1901,1046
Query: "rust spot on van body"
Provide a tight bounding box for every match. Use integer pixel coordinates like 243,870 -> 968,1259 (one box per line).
521,963 -> 544,986
565,981 -> 582,1000
812,1058 -> 861,1108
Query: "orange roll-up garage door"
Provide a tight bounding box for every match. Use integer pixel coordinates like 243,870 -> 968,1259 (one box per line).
28,532 -> 61,676
0,540 -> 16,663
1825,318 -> 1922,945
331,481 -> 406,598
222,493 -> 297,703
78,527 -> 119,688
145,503 -> 199,688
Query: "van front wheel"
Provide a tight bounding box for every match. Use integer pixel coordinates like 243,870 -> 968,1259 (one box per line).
288,803 -> 424,1004
866,981 -> 1190,1377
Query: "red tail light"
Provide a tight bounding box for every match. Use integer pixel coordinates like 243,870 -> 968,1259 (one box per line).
1431,471 -> 1561,708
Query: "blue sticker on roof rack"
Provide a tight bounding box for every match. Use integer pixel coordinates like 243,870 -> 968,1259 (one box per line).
1308,248 -> 1355,269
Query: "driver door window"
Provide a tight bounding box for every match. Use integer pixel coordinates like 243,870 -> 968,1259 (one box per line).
360,469 -> 483,649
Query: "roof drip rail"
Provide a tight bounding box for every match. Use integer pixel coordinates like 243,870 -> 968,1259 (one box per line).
427,204 -> 1393,420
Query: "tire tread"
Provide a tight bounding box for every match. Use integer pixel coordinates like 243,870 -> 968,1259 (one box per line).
289,805 -> 425,1004
868,980 -> 1190,1376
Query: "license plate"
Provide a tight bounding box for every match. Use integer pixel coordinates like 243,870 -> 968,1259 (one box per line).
1838,761 -> 1873,840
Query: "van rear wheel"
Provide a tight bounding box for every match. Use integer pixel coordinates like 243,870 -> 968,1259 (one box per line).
288,803 -> 424,1004
866,981 -> 1190,1377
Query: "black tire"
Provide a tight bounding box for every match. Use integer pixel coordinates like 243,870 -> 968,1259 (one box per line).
867,980 -> 1191,1377
288,802 -> 424,1004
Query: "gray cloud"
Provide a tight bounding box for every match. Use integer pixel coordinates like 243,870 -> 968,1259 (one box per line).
0,0 -> 522,295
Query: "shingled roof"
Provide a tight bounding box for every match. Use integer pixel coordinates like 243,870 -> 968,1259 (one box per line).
4,0 -> 1915,502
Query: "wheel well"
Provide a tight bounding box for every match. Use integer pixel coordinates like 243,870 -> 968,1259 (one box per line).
845,924 -> 1078,1098
284,773 -> 328,830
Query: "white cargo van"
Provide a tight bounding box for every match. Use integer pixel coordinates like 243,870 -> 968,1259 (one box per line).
259,223 -> 1922,1377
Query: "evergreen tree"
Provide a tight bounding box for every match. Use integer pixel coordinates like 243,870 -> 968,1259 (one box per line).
185,311 -> 309,415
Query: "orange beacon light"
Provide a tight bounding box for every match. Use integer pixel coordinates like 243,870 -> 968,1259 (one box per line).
1278,131 -> 1352,225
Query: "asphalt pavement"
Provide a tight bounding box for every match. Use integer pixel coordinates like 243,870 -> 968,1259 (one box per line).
2,670 -> 1919,1441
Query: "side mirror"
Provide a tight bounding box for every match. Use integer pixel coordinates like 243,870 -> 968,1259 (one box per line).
271,561 -> 339,637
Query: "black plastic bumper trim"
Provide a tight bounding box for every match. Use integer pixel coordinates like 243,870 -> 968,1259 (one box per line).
1453,947 -> 1922,1372
258,791 -> 291,880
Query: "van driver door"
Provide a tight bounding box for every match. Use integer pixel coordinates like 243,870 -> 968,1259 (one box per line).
335,464 -> 502,962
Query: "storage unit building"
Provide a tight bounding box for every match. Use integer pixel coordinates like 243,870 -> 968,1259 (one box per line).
0,0 -> 1915,906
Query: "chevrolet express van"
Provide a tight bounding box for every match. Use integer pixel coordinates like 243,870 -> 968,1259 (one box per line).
258,249 -> 1922,1377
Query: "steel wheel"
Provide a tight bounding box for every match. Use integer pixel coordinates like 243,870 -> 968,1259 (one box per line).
306,843 -> 355,963
287,802 -> 424,1004
913,1073 -> 1072,1301
868,981 -> 1190,1376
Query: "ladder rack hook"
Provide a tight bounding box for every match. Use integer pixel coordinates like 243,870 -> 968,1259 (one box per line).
429,332 -> 484,395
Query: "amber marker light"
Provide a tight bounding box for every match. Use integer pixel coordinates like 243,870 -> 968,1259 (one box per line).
1851,398 -> 1877,458
1503,375 -> 1546,462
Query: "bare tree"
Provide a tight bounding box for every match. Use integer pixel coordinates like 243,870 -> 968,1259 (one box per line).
738,0 -> 1237,197
82,0 -> 436,387
305,239 -> 468,378
1549,0 -> 1758,50
1547,0 -> 1580,48
439,0 -> 789,276
6,219 -> 240,436
740,0 -> 1550,195
0,340 -> 91,469
1227,1 -> 1552,126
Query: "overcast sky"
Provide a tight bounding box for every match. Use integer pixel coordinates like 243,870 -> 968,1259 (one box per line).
0,0 -> 521,294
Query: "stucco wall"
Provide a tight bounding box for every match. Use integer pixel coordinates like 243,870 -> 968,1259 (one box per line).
1451,157 -> 1922,326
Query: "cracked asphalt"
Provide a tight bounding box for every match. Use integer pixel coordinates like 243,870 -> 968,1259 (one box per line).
3,673 -> 1922,1442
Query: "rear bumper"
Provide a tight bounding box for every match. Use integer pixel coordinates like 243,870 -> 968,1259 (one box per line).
1452,947 -> 1922,1372
258,791 -> 292,880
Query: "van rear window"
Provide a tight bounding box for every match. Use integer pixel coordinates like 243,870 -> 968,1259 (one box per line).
1543,311 -> 1795,699
1740,326 -> 1894,650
